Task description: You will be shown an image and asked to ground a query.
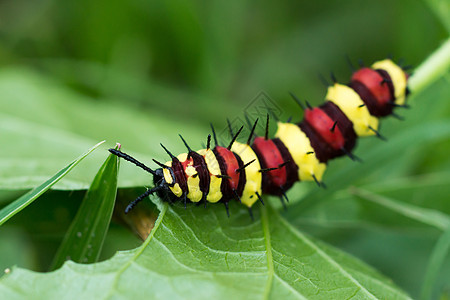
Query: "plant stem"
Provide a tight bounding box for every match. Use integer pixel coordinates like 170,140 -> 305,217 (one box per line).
408,37 -> 450,94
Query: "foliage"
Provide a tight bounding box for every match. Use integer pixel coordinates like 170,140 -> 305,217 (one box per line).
0,0 -> 449,299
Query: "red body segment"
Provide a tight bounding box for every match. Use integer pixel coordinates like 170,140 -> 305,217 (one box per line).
213,146 -> 241,192
181,157 -> 193,173
352,68 -> 391,106
304,108 -> 345,150
252,137 -> 287,191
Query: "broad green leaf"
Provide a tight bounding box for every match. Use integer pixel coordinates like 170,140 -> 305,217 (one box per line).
0,141 -> 104,226
0,200 -> 411,300
50,145 -> 119,270
0,68 -> 206,191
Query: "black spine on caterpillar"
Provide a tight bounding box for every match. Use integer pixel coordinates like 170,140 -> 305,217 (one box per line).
109,59 -> 410,217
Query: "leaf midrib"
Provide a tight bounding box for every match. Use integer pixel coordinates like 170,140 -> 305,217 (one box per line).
78,159 -> 117,261
104,202 -> 169,300
261,204 -> 274,300
105,202 -> 402,300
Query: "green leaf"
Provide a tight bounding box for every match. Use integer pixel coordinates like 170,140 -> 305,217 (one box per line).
0,68 -> 206,191
0,141 -> 104,226
420,228 -> 450,300
50,145 -> 119,270
350,187 -> 450,231
424,0 -> 450,34
0,201 -> 411,299
293,172 -> 450,232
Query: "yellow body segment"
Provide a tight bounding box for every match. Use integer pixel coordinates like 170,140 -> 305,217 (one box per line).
275,122 -> 326,182
162,161 -> 183,197
372,59 -> 407,105
197,149 -> 222,203
230,141 -> 262,208
163,153 -> 203,202
176,153 -> 203,203
326,84 -> 379,136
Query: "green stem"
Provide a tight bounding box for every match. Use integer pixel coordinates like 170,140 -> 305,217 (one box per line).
408,37 -> 450,94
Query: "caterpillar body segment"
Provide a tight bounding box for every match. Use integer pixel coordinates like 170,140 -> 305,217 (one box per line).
197,148 -> 223,203
109,59 -> 410,216
274,122 -> 326,181
230,141 -> 262,208
325,84 -> 380,137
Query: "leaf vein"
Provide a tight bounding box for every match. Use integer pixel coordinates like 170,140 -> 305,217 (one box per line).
273,274 -> 308,300
279,216 -> 379,300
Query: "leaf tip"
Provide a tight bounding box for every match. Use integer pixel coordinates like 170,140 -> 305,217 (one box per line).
96,140 -> 106,147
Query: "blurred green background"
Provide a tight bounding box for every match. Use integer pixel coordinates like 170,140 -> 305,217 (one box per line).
0,0 -> 449,298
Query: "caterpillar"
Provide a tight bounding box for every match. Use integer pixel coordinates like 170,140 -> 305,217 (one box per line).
109,58 -> 410,218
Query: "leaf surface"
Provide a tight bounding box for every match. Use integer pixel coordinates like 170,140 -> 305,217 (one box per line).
0,141 -> 104,226
50,146 -> 119,270
0,68 -> 206,191
0,200 -> 411,300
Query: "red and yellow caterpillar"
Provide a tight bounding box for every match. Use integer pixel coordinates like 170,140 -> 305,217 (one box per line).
110,59 -> 409,217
